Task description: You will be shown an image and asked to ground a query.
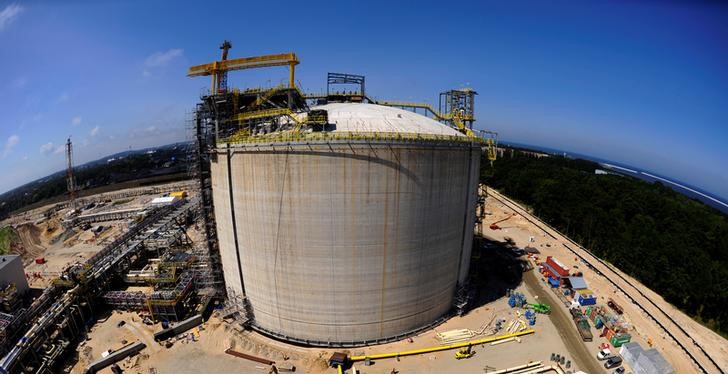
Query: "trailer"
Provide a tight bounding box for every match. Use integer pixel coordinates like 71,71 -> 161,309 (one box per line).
608,298 -> 624,314
570,308 -> 593,342
575,317 -> 593,342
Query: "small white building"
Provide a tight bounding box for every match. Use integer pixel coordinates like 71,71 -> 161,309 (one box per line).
620,342 -> 675,374
150,196 -> 178,206
0,255 -> 29,294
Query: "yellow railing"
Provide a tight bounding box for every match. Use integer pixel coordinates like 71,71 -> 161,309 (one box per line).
222,130 -> 484,145
235,108 -> 303,123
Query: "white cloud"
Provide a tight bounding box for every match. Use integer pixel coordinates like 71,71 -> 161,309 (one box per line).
71,116 -> 82,126
144,49 -> 183,67
3,135 -> 19,158
11,76 -> 26,89
146,126 -> 158,133
40,142 -> 54,156
56,91 -> 70,104
142,69 -> 152,77
53,145 -> 64,155
90,126 -> 100,137
0,3 -> 22,32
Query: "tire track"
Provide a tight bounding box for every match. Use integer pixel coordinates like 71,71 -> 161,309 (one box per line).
487,189 -> 723,374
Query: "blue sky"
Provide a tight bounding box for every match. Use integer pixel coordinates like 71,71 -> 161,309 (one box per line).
1,1 -> 727,199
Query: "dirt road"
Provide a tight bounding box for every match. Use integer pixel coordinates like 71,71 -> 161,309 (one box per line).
523,270 -> 605,373
487,188 -> 725,374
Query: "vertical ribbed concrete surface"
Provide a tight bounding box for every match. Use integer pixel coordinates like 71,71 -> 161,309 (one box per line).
213,139 -> 480,345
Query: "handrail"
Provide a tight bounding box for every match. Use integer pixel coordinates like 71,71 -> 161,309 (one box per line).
222,130 -> 484,145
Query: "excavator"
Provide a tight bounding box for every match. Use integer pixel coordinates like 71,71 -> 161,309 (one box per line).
489,213 -> 516,230
526,303 -> 551,314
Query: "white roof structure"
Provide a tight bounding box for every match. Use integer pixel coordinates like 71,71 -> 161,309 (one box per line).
150,196 -> 177,205
310,103 -> 464,136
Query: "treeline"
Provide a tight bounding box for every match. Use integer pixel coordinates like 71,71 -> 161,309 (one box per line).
0,144 -> 189,219
482,150 -> 728,337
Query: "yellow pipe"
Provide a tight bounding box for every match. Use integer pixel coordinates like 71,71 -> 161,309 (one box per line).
337,364 -> 343,374
348,329 -> 535,361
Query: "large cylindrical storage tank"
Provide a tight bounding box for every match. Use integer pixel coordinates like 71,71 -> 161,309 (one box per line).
212,103 -> 481,345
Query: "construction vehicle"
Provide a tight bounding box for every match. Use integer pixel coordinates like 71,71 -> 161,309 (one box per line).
490,214 -> 515,230
454,345 -> 475,359
526,303 -> 551,314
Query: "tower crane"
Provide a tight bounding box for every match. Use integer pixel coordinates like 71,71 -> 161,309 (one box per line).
217,40 -> 232,93
187,40 -> 300,94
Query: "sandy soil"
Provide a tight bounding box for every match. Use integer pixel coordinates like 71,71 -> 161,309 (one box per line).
1,181 -> 192,288
483,187 -> 727,374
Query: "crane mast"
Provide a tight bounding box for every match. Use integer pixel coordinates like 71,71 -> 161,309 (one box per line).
65,137 -> 77,211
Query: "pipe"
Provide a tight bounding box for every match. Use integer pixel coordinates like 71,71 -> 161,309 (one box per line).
337,365 -> 343,374
224,348 -> 275,365
348,329 -> 534,361
487,361 -> 543,374
519,365 -> 565,374
490,337 -> 516,346
84,341 -> 146,374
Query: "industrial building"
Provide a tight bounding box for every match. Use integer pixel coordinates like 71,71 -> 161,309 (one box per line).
187,41 -> 496,346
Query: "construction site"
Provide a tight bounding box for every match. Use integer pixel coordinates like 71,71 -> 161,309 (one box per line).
0,40 -> 725,374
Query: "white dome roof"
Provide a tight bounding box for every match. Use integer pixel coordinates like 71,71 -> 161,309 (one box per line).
311,103 -> 464,137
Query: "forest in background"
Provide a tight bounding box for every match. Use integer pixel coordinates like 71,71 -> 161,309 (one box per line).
481,149 -> 728,337
0,143 -> 189,219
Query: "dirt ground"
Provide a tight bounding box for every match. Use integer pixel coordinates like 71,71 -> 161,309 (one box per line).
483,187 -> 728,374
15,179 -> 724,373
70,282 -> 588,374
0,181 -> 193,288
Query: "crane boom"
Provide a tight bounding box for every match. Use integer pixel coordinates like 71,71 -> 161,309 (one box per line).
489,213 -> 515,230
187,51 -> 300,92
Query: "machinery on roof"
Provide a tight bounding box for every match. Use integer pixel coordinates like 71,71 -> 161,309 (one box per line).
187,42 -> 299,94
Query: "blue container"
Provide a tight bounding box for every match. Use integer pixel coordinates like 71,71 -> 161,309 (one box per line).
578,295 -> 597,306
548,277 -> 560,288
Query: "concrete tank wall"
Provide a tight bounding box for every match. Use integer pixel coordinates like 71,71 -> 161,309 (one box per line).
212,139 -> 480,344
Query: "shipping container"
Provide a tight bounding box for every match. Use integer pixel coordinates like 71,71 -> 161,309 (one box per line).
611,333 -> 631,347
603,327 -> 616,341
546,256 -> 570,277
576,289 -> 597,306
548,277 -> 560,288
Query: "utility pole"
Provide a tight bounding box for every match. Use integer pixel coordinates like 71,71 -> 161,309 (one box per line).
66,137 -> 77,211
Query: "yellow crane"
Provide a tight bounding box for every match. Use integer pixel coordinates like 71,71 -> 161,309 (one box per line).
187,41 -> 300,94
